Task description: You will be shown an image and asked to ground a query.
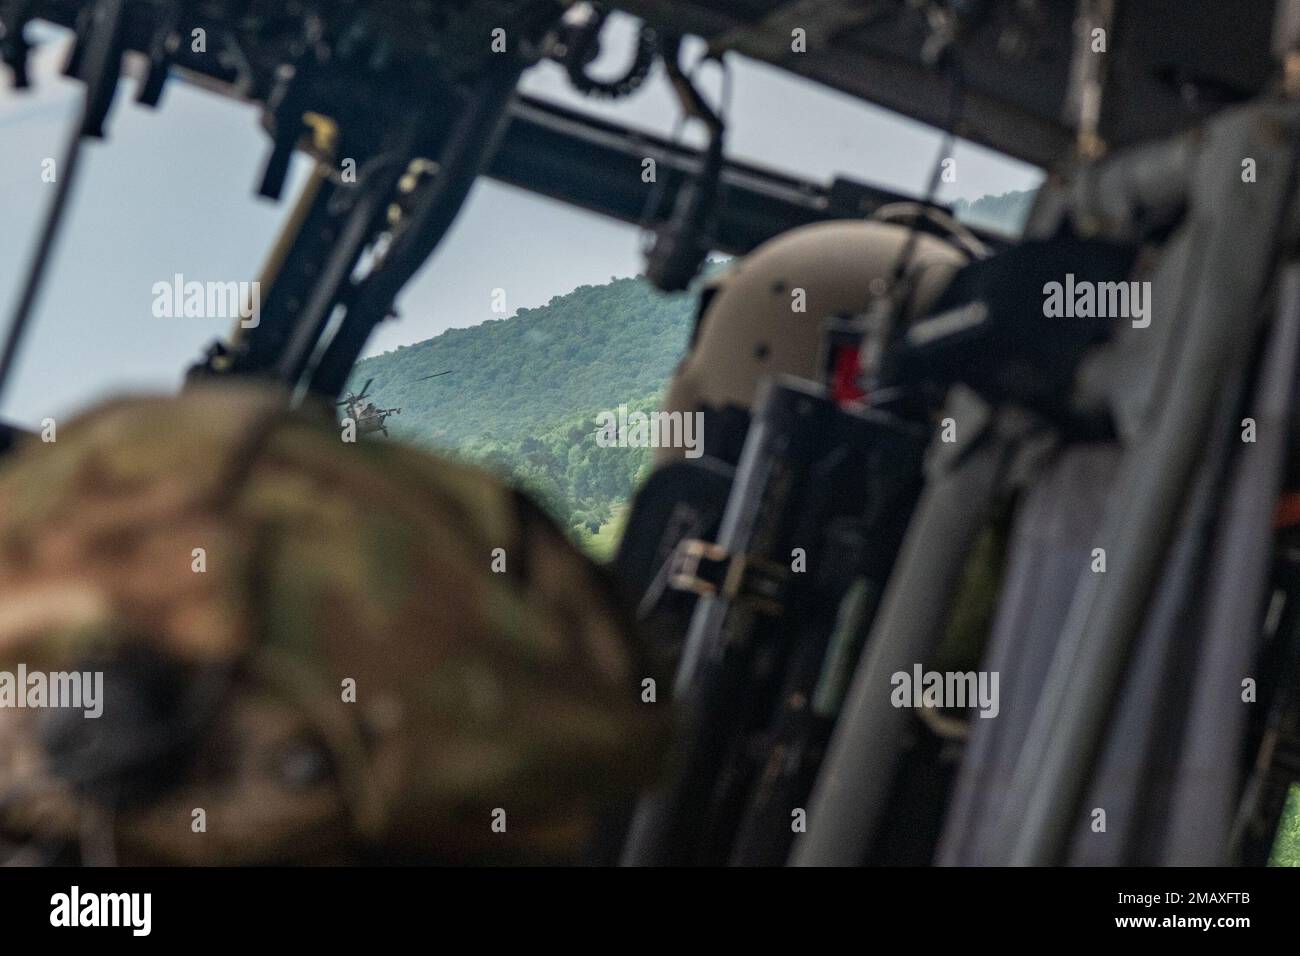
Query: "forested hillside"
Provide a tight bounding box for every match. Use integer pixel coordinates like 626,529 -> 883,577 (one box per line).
349,276 -> 697,541
349,191 -> 1036,545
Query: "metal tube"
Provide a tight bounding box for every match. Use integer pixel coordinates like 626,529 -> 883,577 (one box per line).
792,392 -> 1022,866
1160,262 -> 1300,864
1001,102 -> 1300,866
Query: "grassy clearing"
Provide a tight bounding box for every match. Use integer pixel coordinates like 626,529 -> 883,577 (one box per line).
586,504 -> 629,562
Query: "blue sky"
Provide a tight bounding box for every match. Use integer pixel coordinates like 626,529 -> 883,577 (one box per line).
0,19 -> 1041,427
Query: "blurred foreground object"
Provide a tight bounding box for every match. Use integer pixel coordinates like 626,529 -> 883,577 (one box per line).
0,385 -> 664,865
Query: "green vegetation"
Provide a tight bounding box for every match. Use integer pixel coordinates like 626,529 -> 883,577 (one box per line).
348,275 -> 698,546
588,504 -> 630,562
347,191 -> 1038,549
1270,784 -> 1300,866
453,396 -> 663,543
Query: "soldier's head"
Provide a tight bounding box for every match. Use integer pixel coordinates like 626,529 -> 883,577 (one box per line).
655,219 -> 968,466
0,385 -> 665,865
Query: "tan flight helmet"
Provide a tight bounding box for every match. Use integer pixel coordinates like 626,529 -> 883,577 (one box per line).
655,218 -> 973,466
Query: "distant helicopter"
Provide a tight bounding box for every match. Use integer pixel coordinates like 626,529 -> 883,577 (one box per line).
337,370 -> 452,437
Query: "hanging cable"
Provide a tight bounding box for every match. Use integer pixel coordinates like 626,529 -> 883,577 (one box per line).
875,47 -> 968,344
643,37 -> 728,291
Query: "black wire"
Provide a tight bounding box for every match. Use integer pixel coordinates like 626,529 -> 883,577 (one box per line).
884,53 -> 966,295
0,89 -> 91,408
638,40 -> 726,260
875,50 -> 966,351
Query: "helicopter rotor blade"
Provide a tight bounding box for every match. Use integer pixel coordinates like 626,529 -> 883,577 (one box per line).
357,377 -> 375,400
416,370 -> 454,381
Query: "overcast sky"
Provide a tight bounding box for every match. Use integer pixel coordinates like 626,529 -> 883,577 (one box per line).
0,19 -> 1041,427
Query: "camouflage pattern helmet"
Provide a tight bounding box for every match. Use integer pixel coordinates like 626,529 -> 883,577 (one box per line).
0,385 -> 665,865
